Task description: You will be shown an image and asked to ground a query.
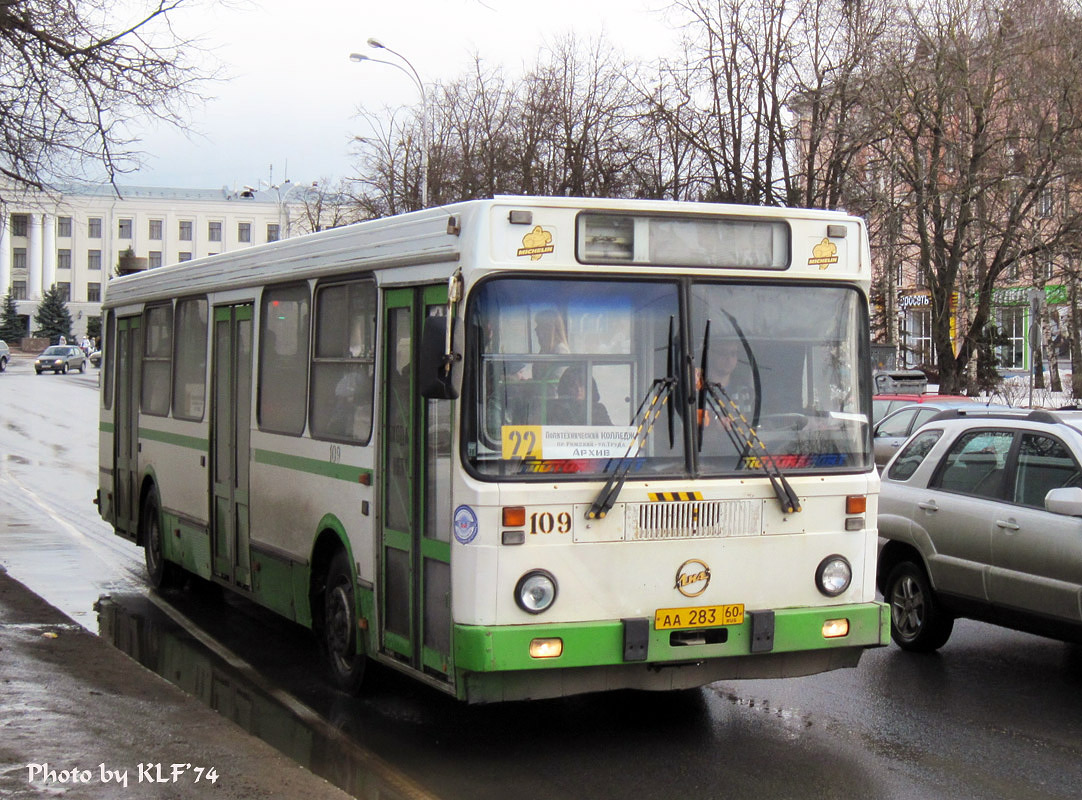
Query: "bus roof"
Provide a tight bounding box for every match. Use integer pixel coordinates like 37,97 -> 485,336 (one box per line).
102,196 -> 869,309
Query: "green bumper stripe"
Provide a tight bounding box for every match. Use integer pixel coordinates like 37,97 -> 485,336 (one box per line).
254,449 -> 373,484
100,421 -> 115,434
455,602 -> 889,673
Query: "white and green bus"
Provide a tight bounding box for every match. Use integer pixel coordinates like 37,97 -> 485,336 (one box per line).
97,196 -> 889,703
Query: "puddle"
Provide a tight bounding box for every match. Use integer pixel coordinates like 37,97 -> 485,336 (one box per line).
95,594 -> 432,800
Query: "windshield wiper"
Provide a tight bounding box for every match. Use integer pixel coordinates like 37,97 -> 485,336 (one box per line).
697,320 -> 801,515
587,317 -> 678,520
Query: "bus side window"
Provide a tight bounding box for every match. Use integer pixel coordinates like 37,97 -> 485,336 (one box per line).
310,279 -> 376,443
259,283 -> 310,435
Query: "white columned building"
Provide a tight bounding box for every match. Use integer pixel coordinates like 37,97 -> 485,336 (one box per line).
1,182 -> 310,342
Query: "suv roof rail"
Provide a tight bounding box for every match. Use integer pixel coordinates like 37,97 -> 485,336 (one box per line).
925,407 -> 1063,424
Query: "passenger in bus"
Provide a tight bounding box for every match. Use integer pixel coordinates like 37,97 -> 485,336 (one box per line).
531,309 -> 570,384
550,365 -> 612,426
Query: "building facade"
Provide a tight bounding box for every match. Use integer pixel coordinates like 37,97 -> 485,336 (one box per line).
0,183 -> 306,341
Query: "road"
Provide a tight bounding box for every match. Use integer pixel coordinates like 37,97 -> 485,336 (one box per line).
2,352 -> 1081,800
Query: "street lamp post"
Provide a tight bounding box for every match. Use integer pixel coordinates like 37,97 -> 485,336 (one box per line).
349,38 -> 428,208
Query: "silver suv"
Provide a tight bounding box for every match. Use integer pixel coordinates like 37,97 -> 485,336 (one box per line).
877,407 -> 1082,651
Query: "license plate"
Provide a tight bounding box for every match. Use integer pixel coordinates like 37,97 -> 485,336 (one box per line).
654,603 -> 745,630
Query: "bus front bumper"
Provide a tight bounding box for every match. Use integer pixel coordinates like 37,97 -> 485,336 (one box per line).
455,601 -> 890,674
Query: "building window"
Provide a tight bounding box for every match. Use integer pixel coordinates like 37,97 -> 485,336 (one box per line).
12,281 -> 26,300
13,247 -> 26,269
88,250 -> 102,270
118,218 -> 133,238
1045,256 -> 1056,281
88,218 -> 102,238
57,282 -> 71,301
1039,187 -> 1055,218
149,251 -> 163,269
178,252 -> 192,262
267,224 -> 280,242
906,309 -> 933,367
238,222 -> 251,243
12,214 -> 28,237
87,283 -> 101,303
208,221 -> 222,242
179,220 -> 193,241
57,217 -> 72,238
57,249 -> 72,269
995,306 -> 1026,370
149,219 -> 163,240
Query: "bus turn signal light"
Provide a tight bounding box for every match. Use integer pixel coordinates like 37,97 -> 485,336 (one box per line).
845,496 -> 866,515
503,507 -> 526,527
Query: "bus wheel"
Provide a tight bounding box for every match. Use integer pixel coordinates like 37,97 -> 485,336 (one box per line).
886,561 -> 954,652
142,489 -> 180,590
323,550 -> 366,693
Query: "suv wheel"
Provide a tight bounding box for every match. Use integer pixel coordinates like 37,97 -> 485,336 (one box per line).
886,561 -> 954,652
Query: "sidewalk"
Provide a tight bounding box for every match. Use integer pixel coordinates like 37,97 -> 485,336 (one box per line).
0,566 -> 356,799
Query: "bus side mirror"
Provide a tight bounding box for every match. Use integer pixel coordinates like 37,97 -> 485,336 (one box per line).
419,316 -> 460,400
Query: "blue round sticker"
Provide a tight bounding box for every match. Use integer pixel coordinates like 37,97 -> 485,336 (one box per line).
453,505 -> 479,544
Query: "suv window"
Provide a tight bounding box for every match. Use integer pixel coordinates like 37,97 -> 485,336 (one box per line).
887,429 -> 942,481
1013,433 -> 1082,508
932,429 -> 1014,499
878,409 -> 917,438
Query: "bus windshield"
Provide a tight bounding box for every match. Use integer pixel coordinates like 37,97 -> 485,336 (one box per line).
464,277 -> 870,480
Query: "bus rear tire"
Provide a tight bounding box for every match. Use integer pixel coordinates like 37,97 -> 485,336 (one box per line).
323,550 -> 366,694
142,489 -> 180,590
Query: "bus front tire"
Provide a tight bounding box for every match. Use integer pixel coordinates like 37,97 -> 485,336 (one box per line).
142,489 -> 180,590
323,550 -> 366,694
886,560 -> 954,652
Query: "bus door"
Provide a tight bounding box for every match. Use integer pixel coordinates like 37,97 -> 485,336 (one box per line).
381,285 -> 453,678
114,316 -> 141,541
210,304 -> 253,590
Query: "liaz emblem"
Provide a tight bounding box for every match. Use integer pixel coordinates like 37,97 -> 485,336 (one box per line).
675,559 -> 711,598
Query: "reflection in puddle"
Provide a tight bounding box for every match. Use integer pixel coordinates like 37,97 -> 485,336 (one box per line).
96,594 -> 430,800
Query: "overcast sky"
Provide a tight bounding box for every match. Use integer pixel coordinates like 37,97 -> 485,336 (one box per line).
123,0 -> 674,190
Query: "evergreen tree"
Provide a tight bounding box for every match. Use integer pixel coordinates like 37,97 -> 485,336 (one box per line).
33,285 -> 74,344
0,292 -> 24,342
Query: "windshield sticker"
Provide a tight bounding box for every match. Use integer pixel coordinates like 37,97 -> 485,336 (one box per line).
517,226 -> 555,261
809,238 -> 839,269
517,457 -> 647,475
453,505 -> 479,544
502,425 -> 636,460
742,453 -> 850,469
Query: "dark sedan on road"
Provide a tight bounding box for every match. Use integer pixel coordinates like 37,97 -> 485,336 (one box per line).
35,345 -> 87,374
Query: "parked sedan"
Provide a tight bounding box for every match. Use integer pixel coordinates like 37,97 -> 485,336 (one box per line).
34,345 -> 87,374
0,339 -> 9,372
877,407 -> 1082,651
872,400 -> 1001,467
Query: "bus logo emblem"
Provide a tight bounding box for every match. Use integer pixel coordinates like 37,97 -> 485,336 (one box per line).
517,226 -> 554,261
675,559 -> 711,598
453,505 -> 479,544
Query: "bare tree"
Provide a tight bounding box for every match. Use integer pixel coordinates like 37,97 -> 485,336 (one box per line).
864,0 -> 1082,393
1,0 -> 212,197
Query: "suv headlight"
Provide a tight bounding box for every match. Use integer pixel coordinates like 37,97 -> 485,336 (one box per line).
515,570 -> 558,614
815,555 -> 852,597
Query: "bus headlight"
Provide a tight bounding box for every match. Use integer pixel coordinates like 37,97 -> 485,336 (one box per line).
515,570 -> 558,614
815,555 -> 852,597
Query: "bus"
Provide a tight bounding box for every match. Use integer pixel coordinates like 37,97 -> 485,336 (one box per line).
97,196 -> 889,703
